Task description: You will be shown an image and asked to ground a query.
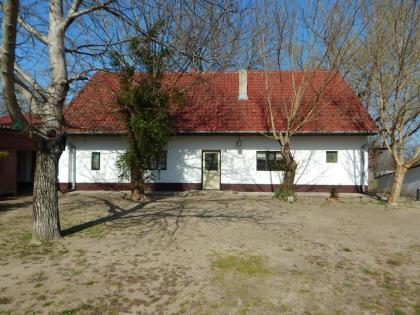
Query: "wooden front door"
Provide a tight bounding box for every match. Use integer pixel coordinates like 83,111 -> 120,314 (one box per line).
202,151 -> 220,190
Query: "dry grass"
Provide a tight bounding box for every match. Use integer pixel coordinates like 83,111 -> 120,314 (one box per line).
0,191 -> 419,314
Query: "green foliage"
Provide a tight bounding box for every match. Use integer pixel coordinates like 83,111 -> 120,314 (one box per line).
330,186 -> 339,199
391,307 -> 406,315
13,120 -> 24,130
274,185 -> 296,201
0,151 -> 9,158
212,253 -> 272,276
114,20 -> 183,185
0,296 -> 12,304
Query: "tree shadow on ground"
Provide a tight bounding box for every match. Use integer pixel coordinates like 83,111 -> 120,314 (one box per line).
0,199 -> 32,213
62,193 -> 281,237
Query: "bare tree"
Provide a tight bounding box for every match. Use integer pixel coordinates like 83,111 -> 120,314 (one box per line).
0,0 -> 117,241
254,0 -> 361,198
343,0 -> 419,204
101,0 -> 245,200
1,0 -> 245,240
100,0 -> 244,72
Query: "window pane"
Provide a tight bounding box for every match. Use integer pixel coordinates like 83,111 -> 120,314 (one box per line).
267,153 -> 276,170
158,151 -> 167,170
205,153 -> 218,171
272,153 -> 285,171
150,150 -> 167,170
257,151 -> 282,171
256,152 -> 267,171
326,151 -> 338,163
91,152 -> 100,170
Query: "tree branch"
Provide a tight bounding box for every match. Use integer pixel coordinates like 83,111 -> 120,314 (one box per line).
63,0 -> 115,31
14,64 -> 48,99
0,3 -> 48,45
17,16 -> 48,45
0,0 -> 26,125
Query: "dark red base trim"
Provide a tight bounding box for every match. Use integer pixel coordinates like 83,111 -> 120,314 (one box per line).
59,183 -> 73,192
221,184 -> 367,193
59,182 -> 202,192
146,183 -> 202,191
60,182 -> 366,193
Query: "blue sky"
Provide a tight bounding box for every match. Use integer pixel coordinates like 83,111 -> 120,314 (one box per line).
0,0 -> 418,146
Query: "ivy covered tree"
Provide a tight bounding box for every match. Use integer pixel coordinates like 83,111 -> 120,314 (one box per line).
114,22 -> 183,201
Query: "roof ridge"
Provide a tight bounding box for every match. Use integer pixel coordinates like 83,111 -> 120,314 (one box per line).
91,69 -> 339,76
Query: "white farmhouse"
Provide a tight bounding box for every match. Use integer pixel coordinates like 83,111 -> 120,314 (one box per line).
58,70 -> 377,193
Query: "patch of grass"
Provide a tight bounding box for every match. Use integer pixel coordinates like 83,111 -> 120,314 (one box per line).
35,294 -> 47,301
2,231 -> 60,260
75,249 -> 86,256
376,199 -> 388,206
0,311 -> 12,315
83,280 -> 95,286
279,304 -> 288,313
34,283 -> 43,288
362,302 -> 383,313
70,269 -> 83,277
60,304 -> 92,315
386,258 -> 402,266
361,267 -> 378,276
59,299 -> 123,315
212,253 -> 272,277
391,307 -> 406,315
29,272 -> 46,283
0,296 -> 12,304
381,282 -> 396,290
413,304 -> 420,315
57,248 -> 69,256
386,252 -> 408,267
298,288 -> 310,294
42,301 -> 54,307
20,232 -> 32,242
80,224 -> 108,239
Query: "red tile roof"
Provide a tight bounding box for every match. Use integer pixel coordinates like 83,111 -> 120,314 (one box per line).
4,70 -> 378,134
0,113 -> 39,127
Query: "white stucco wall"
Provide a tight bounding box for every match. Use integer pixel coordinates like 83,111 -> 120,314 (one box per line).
58,135 -> 368,187
376,166 -> 420,197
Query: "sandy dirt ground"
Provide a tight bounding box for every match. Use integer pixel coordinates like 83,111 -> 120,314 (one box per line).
0,191 -> 419,315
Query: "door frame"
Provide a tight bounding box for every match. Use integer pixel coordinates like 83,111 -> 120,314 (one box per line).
201,150 -> 221,190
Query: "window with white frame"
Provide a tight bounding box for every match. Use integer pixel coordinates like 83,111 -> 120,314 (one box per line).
150,150 -> 167,170
256,151 -> 286,171
91,152 -> 100,170
326,151 -> 338,163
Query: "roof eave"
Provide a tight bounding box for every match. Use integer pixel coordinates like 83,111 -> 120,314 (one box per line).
176,130 -> 378,136
66,129 -> 378,136
66,130 -> 128,135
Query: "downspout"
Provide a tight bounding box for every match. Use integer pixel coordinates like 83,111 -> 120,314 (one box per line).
68,143 -> 76,191
361,143 -> 367,193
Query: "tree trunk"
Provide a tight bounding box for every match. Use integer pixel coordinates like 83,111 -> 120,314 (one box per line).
388,165 -> 407,205
32,147 -> 62,241
282,159 -> 297,195
281,143 -> 297,195
131,167 -> 146,201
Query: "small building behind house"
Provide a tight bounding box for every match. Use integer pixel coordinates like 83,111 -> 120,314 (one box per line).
0,125 -> 36,196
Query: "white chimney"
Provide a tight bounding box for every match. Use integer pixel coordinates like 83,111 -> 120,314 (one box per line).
238,70 -> 248,100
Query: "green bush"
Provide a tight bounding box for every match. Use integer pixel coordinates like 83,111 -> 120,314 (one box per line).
274,185 -> 296,202
330,186 -> 339,199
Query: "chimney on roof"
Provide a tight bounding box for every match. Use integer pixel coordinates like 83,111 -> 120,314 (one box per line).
238,70 -> 248,100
